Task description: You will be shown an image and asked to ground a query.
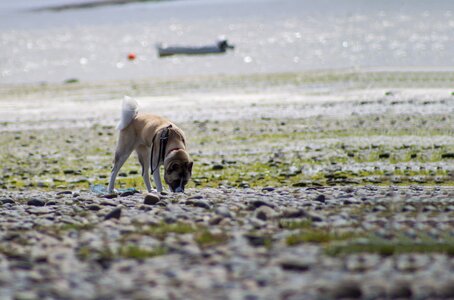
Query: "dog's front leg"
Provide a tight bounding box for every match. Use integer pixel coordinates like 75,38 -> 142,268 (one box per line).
153,168 -> 163,193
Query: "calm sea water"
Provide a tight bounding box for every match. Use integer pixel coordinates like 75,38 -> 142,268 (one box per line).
1,0 -> 454,84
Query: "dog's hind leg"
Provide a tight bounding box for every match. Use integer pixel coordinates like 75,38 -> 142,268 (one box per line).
136,145 -> 152,192
108,131 -> 135,193
153,169 -> 163,193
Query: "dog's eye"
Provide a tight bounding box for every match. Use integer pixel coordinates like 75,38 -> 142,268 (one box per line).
170,163 -> 180,172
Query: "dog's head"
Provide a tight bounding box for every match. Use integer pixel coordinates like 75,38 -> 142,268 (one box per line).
163,149 -> 193,193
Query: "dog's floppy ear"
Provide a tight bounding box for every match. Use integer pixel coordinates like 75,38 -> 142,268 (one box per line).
187,161 -> 193,175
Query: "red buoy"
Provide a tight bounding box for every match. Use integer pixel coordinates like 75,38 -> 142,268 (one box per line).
128,52 -> 136,61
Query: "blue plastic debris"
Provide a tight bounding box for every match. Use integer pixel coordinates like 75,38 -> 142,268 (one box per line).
90,184 -> 139,195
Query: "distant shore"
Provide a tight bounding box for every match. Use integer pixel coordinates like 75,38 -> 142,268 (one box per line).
31,0 -> 172,12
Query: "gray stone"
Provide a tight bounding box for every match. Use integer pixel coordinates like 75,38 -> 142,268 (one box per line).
186,199 -> 210,209
87,204 -> 101,211
0,197 -> 15,205
27,198 -> 45,206
280,207 -> 306,218
248,199 -> 275,210
330,280 -> 362,299
56,190 -> 72,195
215,206 -> 234,218
254,206 -> 277,221
388,281 -> 413,299
144,193 -> 160,205
279,258 -> 312,272
314,194 -> 326,203
104,207 -> 122,220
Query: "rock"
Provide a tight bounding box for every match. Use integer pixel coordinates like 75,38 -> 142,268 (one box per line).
209,216 -> 223,225
120,191 -> 135,197
193,200 -> 211,209
212,164 -> 224,170
56,190 -> 72,195
280,258 -> 312,272
330,280 -> 362,299
262,187 -> 275,192
144,193 -> 160,205
45,201 -> 57,206
248,199 -> 275,210
186,199 -> 210,209
401,205 -> 416,212
27,198 -> 45,207
343,198 -> 360,205
244,233 -> 269,247
437,281 -> 454,298
87,204 -> 101,211
27,207 -> 52,215
157,200 -> 168,207
308,213 -> 324,222
254,206 -> 277,221
100,199 -> 117,206
0,197 -> 15,205
388,281 -> 413,299
280,207 -> 306,218
215,207 -> 234,218
104,207 -> 122,220
238,182 -> 250,188
314,194 -> 326,203
102,193 -> 118,199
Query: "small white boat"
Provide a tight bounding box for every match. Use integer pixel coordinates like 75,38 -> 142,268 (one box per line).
157,37 -> 234,57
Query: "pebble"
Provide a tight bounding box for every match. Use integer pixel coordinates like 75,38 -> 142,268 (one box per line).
209,216 -> 223,225
279,258 -> 312,272
186,198 -> 211,209
104,207 -> 122,220
388,281 -> 413,299
314,194 -> 326,203
329,280 -> 362,299
254,206 -> 277,221
308,212 -> 324,222
0,186 -> 452,299
438,281 -> 454,298
215,207 -> 234,218
248,199 -> 275,209
0,197 -> 15,205
144,193 -> 160,205
27,207 -> 52,215
280,207 -> 305,218
87,204 -> 101,211
27,198 -> 45,206
56,191 -> 72,195
100,199 -> 117,206
120,191 -> 135,197
102,193 -> 118,199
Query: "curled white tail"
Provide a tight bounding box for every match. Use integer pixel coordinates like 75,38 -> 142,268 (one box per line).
116,96 -> 138,131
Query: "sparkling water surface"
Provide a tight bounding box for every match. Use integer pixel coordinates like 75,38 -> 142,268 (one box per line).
1,0 -> 454,84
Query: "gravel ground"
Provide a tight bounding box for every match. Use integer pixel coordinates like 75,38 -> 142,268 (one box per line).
1,74 -> 454,299
1,187 -> 454,300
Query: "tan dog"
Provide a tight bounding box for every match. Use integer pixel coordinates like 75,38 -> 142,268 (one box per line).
108,97 -> 193,193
